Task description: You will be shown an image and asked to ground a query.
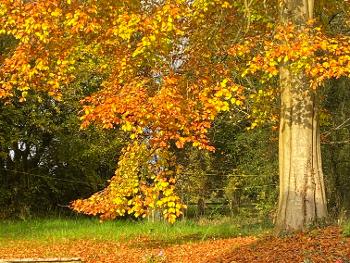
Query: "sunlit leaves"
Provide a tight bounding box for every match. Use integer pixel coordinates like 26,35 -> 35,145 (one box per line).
228,21 -> 350,128
0,1 -> 80,101
231,23 -> 350,89
71,141 -> 186,223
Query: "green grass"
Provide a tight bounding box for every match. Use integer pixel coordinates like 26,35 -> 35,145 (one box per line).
342,220 -> 350,237
0,216 -> 272,245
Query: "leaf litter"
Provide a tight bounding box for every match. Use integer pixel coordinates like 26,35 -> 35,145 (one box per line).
0,226 -> 349,262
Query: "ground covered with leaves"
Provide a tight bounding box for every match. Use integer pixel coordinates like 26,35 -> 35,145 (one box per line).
0,226 -> 349,263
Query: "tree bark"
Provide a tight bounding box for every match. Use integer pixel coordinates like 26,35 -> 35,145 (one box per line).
276,0 -> 328,232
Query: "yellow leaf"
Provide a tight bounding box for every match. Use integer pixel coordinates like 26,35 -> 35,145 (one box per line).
220,78 -> 229,87
121,122 -> 133,132
160,181 -> 169,188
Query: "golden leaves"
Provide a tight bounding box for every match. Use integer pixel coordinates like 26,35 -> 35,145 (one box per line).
113,13 -> 141,41
71,142 -> 186,223
231,23 -> 350,89
0,1 -> 83,101
1,0 -> 234,155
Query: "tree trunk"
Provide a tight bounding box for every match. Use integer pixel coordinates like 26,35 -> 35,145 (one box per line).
276,0 -> 328,232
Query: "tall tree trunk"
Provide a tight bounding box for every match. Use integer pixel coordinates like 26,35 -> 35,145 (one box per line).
276,0 -> 328,232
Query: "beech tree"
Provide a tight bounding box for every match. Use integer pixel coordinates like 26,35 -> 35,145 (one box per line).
1,0 -> 350,231
230,0 -> 350,230
277,0 -> 327,231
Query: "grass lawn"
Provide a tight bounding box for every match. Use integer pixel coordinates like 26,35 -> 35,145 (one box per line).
343,220 -> 350,237
0,215 -> 272,244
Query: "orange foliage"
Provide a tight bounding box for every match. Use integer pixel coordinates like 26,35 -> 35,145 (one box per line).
1,0 -> 247,222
